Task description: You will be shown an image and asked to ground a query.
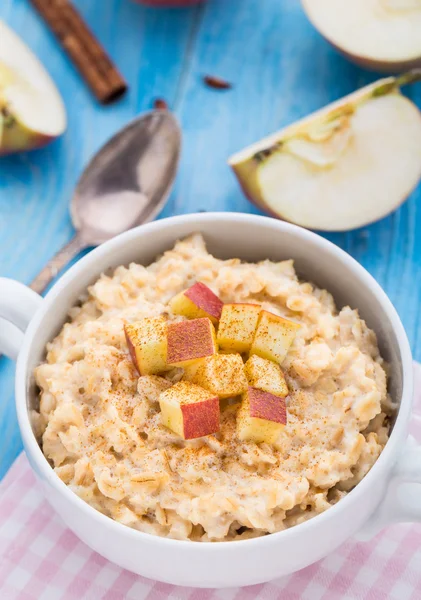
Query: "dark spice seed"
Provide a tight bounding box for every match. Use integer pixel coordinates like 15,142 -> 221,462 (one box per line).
203,75 -> 232,90
153,98 -> 169,110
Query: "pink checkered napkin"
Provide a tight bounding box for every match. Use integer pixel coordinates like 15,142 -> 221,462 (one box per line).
1,366 -> 421,600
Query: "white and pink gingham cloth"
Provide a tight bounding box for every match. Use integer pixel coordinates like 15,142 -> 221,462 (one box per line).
1,364 -> 421,600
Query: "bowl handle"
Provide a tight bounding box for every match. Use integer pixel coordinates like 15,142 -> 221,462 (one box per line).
0,278 -> 43,360
357,436 -> 421,540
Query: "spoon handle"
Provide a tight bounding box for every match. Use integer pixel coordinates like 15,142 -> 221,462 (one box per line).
30,234 -> 87,295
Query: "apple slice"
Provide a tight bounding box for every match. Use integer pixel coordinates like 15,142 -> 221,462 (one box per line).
166,317 -> 217,368
159,381 -> 220,439
302,0 -> 421,73
250,311 -> 300,365
216,303 -> 261,353
237,387 -> 287,444
184,352 -> 248,399
244,355 -> 288,397
0,21 -> 66,155
169,282 -> 223,325
124,317 -> 167,375
229,72 -> 421,231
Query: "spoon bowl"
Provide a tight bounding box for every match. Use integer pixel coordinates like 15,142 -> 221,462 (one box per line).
29,110 -> 181,293
73,111 -> 181,246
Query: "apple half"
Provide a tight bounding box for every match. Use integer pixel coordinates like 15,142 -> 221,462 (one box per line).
302,0 -> 421,73
0,21 -> 66,155
229,72 -> 421,231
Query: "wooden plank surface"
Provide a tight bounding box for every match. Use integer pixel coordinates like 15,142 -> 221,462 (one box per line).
0,0 -> 420,478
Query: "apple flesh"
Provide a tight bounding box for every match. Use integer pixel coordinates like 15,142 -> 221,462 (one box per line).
124,317 -> 167,375
250,310 -> 300,365
184,352 -> 248,399
302,0 -> 421,73
216,303 -> 261,353
166,317 -> 217,367
237,387 -> 287,444
169,282 -> 223,325
159,381 -> 219,440
0,22 -> 66,155
245,355 -> 288,397
229,72 -> 421,231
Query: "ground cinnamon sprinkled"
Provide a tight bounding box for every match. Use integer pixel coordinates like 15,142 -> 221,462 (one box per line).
36,234 -> 389,542
167,318 -> 216,364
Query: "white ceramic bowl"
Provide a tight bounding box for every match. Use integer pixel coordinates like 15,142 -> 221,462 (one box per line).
0,213 -> 420,588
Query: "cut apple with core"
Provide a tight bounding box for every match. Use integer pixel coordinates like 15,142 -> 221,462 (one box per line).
0,21 -> 66,155
229,72 -> 421,231
166,317 -> 217,367
302,0 -> 421,73
159,381 -> 220,440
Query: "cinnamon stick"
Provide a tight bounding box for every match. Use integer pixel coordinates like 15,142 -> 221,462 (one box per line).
29,0 -> 128,104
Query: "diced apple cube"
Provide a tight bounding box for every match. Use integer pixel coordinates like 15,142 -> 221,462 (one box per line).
124,317 -> 167,375
169,282 -> 223,324
184,352 -> 248,399
250,310 -> 300,364
237,387 -> 287,444
245,355 -> 288,397
167,317 -> 217,368
159,381 -> 220,439
181,360 -> 203,382
216,303 -> 261,353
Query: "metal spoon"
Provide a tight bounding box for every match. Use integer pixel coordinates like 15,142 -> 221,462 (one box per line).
30,110 -> 181,294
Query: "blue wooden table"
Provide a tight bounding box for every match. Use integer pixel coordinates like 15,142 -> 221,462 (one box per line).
0,0 -> 420,480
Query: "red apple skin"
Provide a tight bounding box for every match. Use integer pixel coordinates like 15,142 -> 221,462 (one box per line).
184,282 -> 223,321
167,318 -> 215,364
327,41 -> 421,74
0,131 -> 56,157
230,160 -> 288,225
248,387 -> 287,425
181,396 -> 220,439
124,325 -> 140,374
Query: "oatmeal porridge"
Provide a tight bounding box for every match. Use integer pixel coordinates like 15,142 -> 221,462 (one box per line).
34,234 -> 392,542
